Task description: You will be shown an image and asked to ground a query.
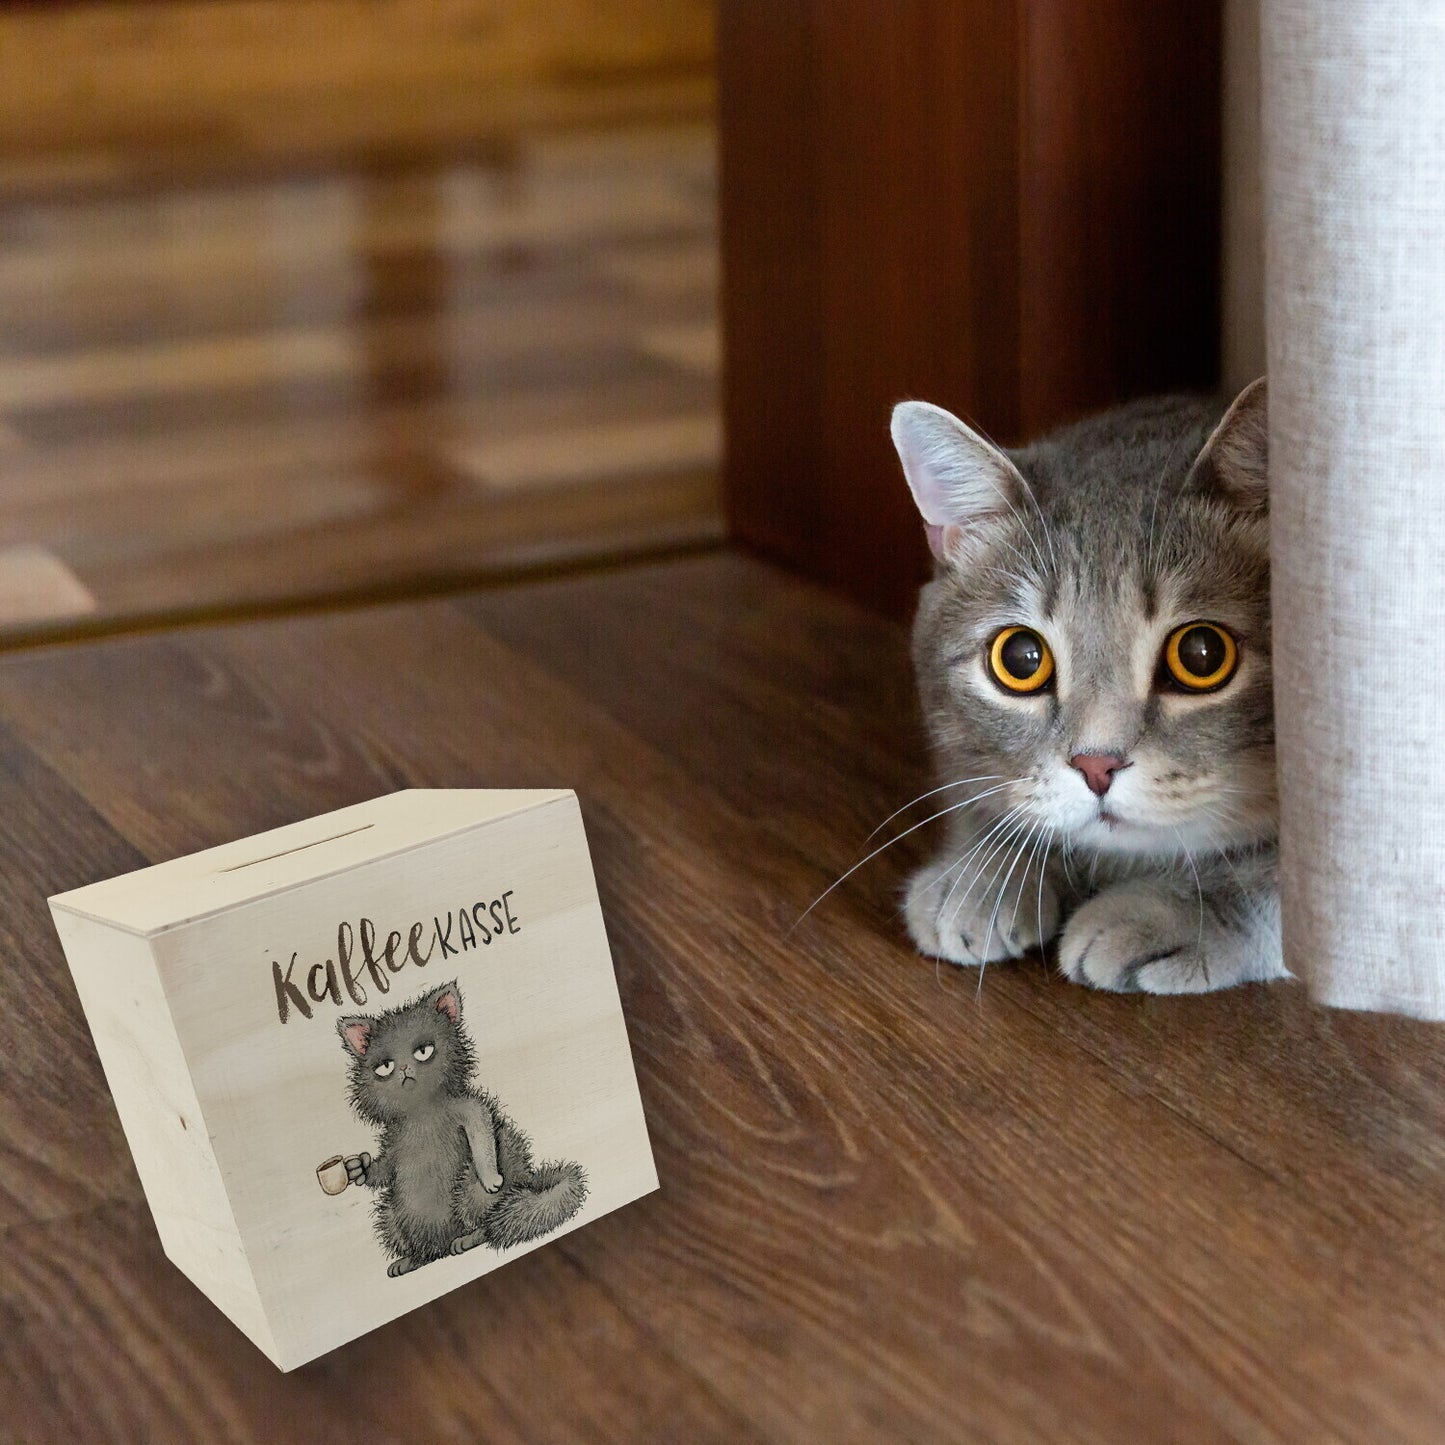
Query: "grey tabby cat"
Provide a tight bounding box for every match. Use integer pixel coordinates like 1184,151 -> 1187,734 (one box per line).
890,380 -> 1287,994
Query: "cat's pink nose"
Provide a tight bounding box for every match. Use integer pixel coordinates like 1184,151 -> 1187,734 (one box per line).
1069,753 -> 1130,797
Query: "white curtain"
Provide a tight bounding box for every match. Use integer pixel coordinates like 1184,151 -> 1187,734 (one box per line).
1262,1 -> 1445,1017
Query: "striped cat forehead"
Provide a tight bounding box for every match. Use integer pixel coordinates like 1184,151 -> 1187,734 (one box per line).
1016,553 -> 1158,627
977,515 -> 1260,632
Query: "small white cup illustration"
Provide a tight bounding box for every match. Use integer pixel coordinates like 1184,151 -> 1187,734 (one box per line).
316,1155 -> 350,1195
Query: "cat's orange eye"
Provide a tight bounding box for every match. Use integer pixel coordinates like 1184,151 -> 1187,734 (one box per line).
987,626 -> 1055,694
1162,622 -> 1238,692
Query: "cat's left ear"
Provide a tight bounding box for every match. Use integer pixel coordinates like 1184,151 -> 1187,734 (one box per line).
1191,377 -> 1267,515
423,981 -> 462,1024
338,1016 -> 373,1057
891,401 -> 1032,563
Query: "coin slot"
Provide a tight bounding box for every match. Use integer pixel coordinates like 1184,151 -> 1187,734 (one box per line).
219,823 -> 374,872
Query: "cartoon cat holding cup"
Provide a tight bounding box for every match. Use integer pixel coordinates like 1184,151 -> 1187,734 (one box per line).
335,980 -> 586,1276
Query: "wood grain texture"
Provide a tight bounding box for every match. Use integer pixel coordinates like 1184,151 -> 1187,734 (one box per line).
718,0 -> 1221,617
0,0 -> 714,187
0,126 -> 722,641
0,551 -> 1440,1439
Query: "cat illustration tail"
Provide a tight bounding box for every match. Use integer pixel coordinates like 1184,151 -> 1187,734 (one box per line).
485,1160 -> 588,1250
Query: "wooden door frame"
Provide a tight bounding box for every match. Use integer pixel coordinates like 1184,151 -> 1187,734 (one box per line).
718,1 -> 1222,617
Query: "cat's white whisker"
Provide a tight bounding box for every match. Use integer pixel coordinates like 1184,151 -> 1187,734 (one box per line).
1035,826 -> 1056,960
975,818 -> 1042,999
793,790 -> 1021,933
930,826 -> 1023,947
935,820 -> 1024,957
894,785 -> 1032,916
989,817 -> 1045,953
886,790 -> 1028,928
907,814 -> 999,913
865,774 -> 1006,842
1173,824 -> 1208,980
946,812 -> 1031,951
958,822 -> 1027,995
995,817 -> 1044,952
1008,818 -> 1051,947
942,803 -> 1034,924
940,798 -> 1029,883
1057,834 -> 1079,893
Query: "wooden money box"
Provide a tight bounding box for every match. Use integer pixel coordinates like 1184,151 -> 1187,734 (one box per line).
48,789 -> 658,1371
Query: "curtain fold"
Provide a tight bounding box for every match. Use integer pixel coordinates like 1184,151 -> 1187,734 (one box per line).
1263,1 -> 1445,1017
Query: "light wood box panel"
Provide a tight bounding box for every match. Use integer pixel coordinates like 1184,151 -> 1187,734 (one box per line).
49,789 -> 658,1371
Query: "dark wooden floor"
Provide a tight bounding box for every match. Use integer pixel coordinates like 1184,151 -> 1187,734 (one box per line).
1,551 -> 1440,1442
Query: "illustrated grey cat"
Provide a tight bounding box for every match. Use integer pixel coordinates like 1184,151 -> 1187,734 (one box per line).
338,981 -> 586,1274
890,379 -> 1287,994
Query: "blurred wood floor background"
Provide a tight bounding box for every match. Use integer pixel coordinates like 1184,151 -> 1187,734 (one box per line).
0,0 -> 720,641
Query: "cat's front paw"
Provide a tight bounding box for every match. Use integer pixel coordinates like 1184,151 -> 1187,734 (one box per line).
344,1151 -> 372,1186
905,853 -> 1060,968
1059,884 -> 1211,994
479,1171 -> 503,1194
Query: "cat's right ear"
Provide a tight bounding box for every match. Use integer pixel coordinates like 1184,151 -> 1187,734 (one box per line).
421,981 -> 462,1024
1191,377 -> 1268,515
338,1017 -> 373,1057
890,401 -> 1029,563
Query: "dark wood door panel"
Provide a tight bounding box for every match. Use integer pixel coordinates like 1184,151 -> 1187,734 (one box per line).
720,1 -> 1221,616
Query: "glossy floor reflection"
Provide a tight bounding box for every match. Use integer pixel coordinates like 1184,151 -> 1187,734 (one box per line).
0,124 -> 721,640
